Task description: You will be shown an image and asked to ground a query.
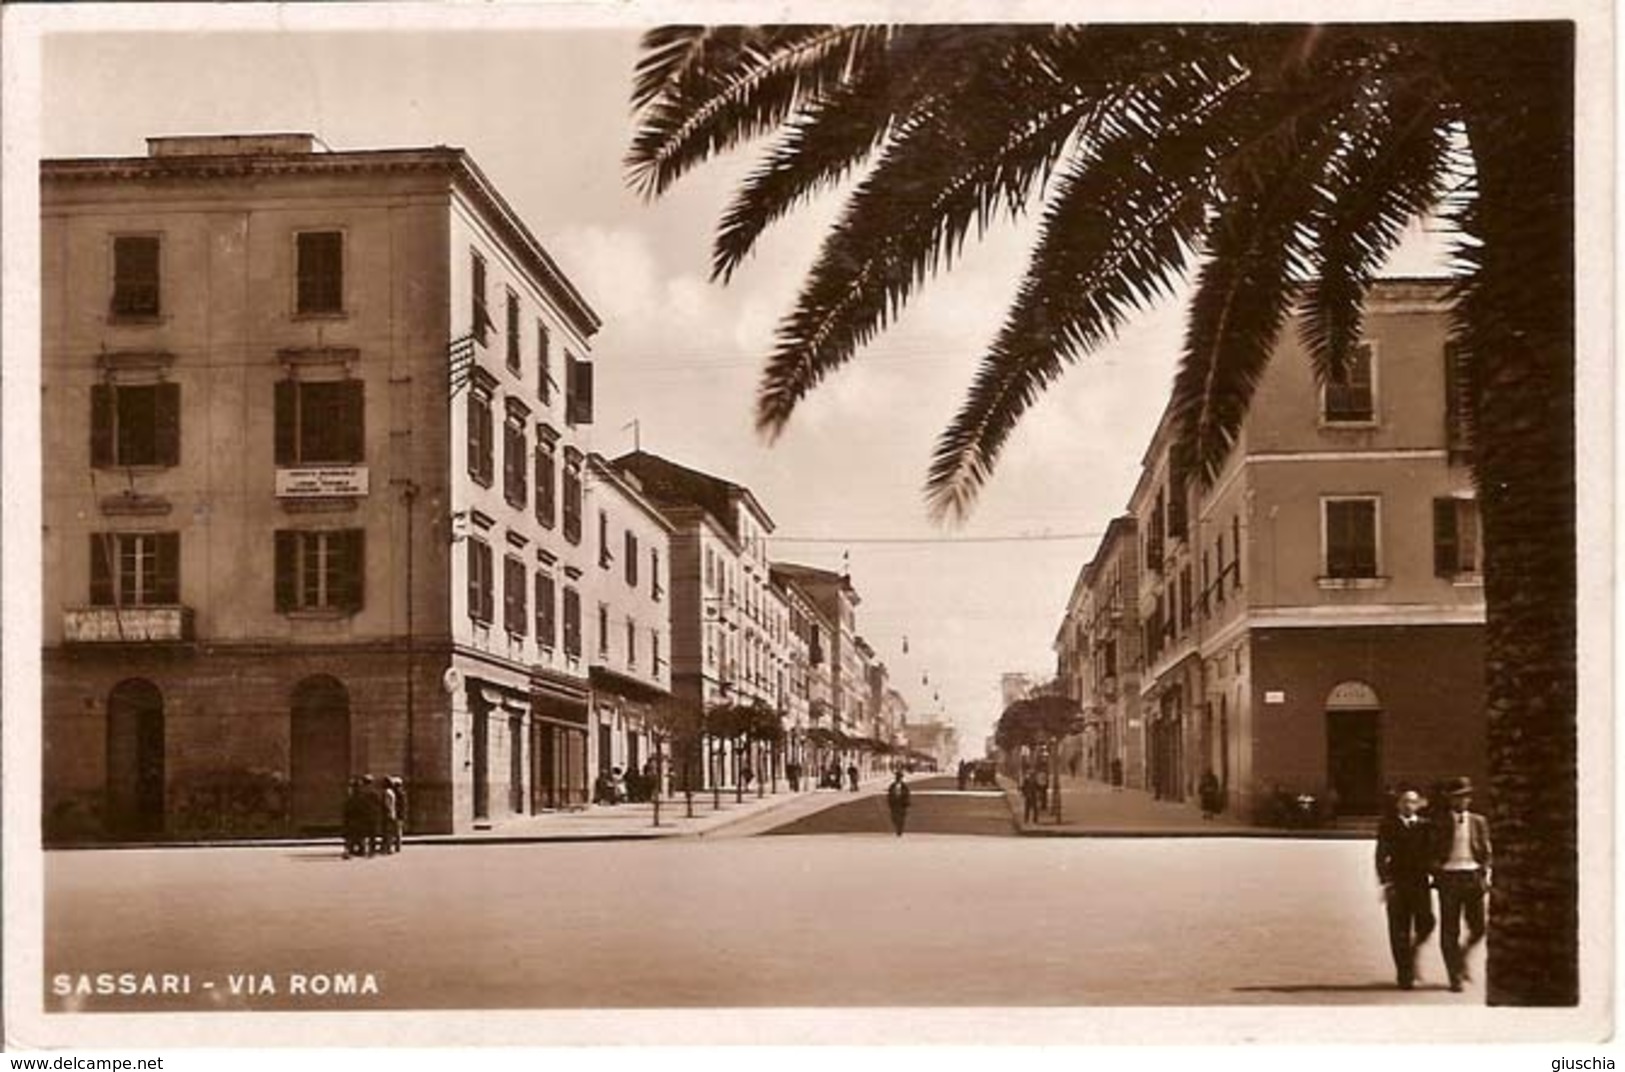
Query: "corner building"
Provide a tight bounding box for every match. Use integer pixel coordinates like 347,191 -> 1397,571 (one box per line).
1135,279 -> 1486,818
42,134 -> 605,840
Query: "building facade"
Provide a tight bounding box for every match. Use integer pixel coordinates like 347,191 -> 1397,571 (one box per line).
584,455 -> 673,792
1093,279 -> 1485,820
41,134 -> 606,840
1054,515 -> 1145,788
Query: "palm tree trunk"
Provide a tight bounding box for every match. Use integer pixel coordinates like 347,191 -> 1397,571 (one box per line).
1447,23 -> 1577,1006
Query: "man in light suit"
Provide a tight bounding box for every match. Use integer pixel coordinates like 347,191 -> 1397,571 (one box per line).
1432,776 -> 1492,992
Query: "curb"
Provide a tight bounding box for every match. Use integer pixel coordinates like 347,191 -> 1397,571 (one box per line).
997,782 -> 1374,840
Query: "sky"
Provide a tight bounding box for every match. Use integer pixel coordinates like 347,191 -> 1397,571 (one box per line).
37,20 -> 1449,756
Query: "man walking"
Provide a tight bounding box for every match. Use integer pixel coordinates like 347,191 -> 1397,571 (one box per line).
1020,768 -> 1042,824
886,771 -> 912,837
1375,786 -> 1436,989
1432,776 -> 1492,992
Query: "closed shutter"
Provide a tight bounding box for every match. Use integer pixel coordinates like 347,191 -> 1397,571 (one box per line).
1434,499 -> 1459,577
153,533 -> 180,604
536,573 -> 556,648
466,394 -> 482,482
274,380 -> 297,465
91,385 -> 116,467
154,382 -> 181,467
467,540 -> 482,621
274,532 -> 297,612
90,534 -> 114,606
336,530 -> 365,611
568,359 -> 595,425
337,380 -> 364,463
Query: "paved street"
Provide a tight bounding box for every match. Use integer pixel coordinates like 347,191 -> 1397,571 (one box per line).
768,776 -> 1015,837
47,816 -> 1483,1011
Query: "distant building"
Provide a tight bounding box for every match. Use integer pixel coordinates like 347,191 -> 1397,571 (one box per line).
1055,515 -> 1143,788
610,451 -> 788,790
999,672 -> 1041,711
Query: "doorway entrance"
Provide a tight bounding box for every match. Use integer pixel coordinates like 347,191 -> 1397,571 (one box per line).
290,675 -> 351,831
1326,709 -> 1382,814
106,679 -> 165,835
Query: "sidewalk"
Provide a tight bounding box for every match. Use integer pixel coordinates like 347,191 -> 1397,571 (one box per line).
1003,774 -> 1371,839
50,776 -> 922,851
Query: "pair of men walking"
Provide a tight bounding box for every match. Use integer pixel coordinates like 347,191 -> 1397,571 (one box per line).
1374,776 -> 1492,992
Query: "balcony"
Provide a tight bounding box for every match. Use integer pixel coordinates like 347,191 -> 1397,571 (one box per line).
64,605 -> 194,644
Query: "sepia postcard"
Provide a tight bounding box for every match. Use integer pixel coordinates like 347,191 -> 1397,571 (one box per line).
1,0 -> 1614,1056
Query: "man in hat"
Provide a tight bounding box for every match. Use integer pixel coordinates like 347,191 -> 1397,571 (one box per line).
1375,786 -> 1436,989
1432,776 -> 1492,992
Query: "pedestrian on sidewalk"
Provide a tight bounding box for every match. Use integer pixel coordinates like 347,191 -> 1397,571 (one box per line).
1020,768 -> 1042,824
389,776 -> 408,854
1199,770 -> 1222,819
342,777 -> 368,858
1035,765 -> 1050,813
374,776 -> 398,855
358,775 -> 383,858
1432,776 -> 1491,992
1375,785 -> 1436,989
886,771 -> 912,836
846,762 -> 860,792
1111,758 -> 1124,791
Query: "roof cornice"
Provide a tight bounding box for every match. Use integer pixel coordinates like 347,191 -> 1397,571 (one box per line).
42,145 -> 602,338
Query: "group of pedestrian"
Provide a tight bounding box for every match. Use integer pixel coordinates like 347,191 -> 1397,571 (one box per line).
820,762 -> 860,791
1019,766 -> 1051,822
1374,776 -> 1492,992
343,775 -> 406,859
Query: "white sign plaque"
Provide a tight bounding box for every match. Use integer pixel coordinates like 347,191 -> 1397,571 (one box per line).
1264,690 -> 1286,705
275,466 -> 369,498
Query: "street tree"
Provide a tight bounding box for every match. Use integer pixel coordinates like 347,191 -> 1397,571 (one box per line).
626,23 -> 1574,1005
646,695 -> 706,822
996,695 -> 1085,821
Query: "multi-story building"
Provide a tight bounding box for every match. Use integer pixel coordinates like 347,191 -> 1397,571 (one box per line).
584,455 -> 672,789
41,133 -> 604,839
773,566 -> 836,775
771,563 -> 864,743
1118,279 -> 1485,819
611,451 -> 787,789
902,719 -> 956,771
1055,516 -> 1144,788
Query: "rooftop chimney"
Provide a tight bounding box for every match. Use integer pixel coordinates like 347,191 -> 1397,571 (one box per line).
147,133 -> 326,158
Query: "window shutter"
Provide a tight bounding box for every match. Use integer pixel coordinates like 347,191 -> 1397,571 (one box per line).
536,572 -> 555,647
1434,498 -> 1459,577
90,534 -> 114,606
625,531 -> 638,586
274,380 -> 296,465
274,532 -> 296,611
91,385 -> 116,467
571,360 -> 595,425
467,540 -> 482,621
339,530 -> 365,611
154,532 -> 180,604
337,380 -> 364,463
466,394 -> 482,481
154,382 -> 181,467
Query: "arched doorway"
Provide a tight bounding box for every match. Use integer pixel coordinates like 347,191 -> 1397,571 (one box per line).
106,679 -> 165,835
1325,680 -> 1383,815
291,675 -> 351,831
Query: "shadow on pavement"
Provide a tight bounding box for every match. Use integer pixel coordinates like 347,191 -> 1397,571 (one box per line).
1233,982 -> 1452,994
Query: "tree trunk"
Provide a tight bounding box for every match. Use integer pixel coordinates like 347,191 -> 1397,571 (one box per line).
1448,23 -> 1577,1006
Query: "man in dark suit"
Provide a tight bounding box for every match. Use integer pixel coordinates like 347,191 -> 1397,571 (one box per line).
1375,785 -> 1436,989
1432,776 -> 1492,992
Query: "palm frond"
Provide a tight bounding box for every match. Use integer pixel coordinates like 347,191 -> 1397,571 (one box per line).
752,40 -> 1097,438
923,64 -> 1250,521
754,28 -> 1249,440
626,25 -> 890,199
631,26 -> 722,111
1171,64 -> 1375,483
1299,63 -> 1454,383
712,26 -> 1033,283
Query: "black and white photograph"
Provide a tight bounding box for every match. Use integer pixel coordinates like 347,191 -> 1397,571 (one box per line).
1,0 -> 1613,1058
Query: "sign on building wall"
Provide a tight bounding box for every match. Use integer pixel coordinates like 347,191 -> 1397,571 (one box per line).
275,466 -> 369,498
